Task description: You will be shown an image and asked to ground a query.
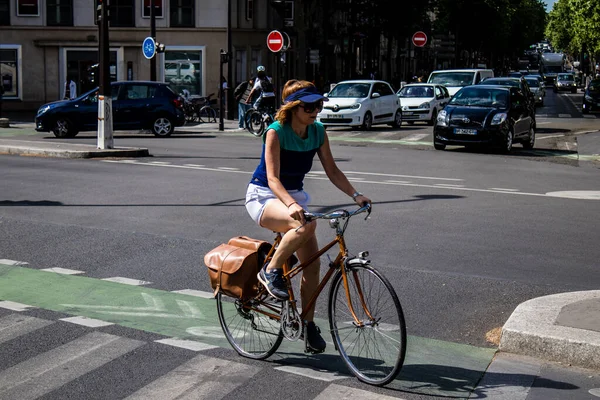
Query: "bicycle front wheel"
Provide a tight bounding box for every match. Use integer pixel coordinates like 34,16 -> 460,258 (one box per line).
217,293 -> 283,360
328,263 -> 407,386
198,106 -> 217,123
246,110 -> 265,137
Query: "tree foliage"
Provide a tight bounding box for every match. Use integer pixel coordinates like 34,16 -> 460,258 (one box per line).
547,0 -> 600,55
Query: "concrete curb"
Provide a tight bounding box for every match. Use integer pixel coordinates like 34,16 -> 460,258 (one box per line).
500,290 -> 600,370
0,140 -> 149,159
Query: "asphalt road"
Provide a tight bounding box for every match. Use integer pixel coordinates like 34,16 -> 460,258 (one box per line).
1,88 -> 599,399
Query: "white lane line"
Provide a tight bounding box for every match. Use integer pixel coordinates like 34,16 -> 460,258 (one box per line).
343,170 -> 463,181
183,164 -> 205,167
536,114 -> 549,117
0,259 -> 29,266
385,180 -> 412,184
536,134 -> 565,140
403,133 -> 429,141
0,301 -> 35,312
101,277 -> 152,286
536,121 -> 552,125
101,160 -> 250,174
217,167 -> 239,170
0,315 -> 52,344
557,141 -> 572,151
155,338 -> 218,351
124,355 -> 261,400
347,177 -> 366,181
583,115 -> 596,119
434,184 -> 465,188
558,113 -> 572,118
274,365 -> 349,382
489,188 -> 520,192
315,384 -> 401,399
41,267 -> 84,275
171,289 -> 214,299
148,161 -> 171,165
59,316 -> 114,328
0,332 -> 144,400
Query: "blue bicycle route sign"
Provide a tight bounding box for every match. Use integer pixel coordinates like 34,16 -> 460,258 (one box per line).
142,37 -> 156,60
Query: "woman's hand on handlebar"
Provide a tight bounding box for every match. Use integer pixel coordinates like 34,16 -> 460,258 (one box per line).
287,202 -> 306,224
354,194 -> 371,208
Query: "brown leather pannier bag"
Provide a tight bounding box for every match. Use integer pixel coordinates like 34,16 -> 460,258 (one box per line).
204,236 -> 272,299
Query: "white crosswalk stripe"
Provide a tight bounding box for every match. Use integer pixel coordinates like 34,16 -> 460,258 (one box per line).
125,354 -> 261,400
0,315 -> 53,344
0,331 -> 144,400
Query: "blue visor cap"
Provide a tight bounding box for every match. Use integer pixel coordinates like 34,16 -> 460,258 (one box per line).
284,86 -> 329,104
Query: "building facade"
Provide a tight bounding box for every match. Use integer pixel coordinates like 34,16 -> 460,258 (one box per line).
0,0 -> 288,113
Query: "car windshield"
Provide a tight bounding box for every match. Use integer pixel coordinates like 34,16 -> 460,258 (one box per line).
544,66 -> 563,73
557,74 -> 574,81
481,79 -> 520,87
428,72 -> 475,87
525,78 -> 540,87
450,87 -> 509,107
327,83 -> 371,98
588,81 -> 600,92
397,85 -> 434,98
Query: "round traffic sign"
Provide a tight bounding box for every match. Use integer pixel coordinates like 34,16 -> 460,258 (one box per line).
412,31 -> 427,47
267,30 -> 284,53
142,37 -> 156,59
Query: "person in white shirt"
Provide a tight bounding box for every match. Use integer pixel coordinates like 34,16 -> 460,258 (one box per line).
62,76 -> 77,100
246,66 -> 275,112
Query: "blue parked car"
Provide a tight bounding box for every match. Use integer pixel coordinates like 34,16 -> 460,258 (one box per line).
35,81 -> 186,137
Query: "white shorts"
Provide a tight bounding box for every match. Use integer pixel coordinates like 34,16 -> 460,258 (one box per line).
245,183 -> 311,226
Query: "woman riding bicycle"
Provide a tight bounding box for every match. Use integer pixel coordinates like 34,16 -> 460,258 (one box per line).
245,79 -> 371,353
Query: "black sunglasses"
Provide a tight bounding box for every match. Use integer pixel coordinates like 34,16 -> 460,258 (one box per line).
300,100 -> 324,113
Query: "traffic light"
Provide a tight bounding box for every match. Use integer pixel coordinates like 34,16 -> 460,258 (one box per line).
220,49 -> 229,64
95,0 -> 109,25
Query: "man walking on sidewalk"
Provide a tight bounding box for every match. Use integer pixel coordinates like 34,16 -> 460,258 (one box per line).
234,77 -> 254,130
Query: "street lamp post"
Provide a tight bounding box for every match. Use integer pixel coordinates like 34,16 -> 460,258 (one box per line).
97,0 -> 113,149
150,0 -> 156,81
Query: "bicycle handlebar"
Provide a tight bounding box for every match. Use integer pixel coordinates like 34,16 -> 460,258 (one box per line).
304,203 -> 372,222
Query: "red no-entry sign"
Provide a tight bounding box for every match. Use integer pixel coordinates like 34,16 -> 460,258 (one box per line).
267,30 -> 284,53
412,31 -> 428,47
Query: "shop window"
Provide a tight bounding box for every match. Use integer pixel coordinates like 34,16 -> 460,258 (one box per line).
170,0 -> 193,27
47,0 -> 73,26
143,0 -> 163,18
0,45 -> 21,99
164,48 -> 203,96
0,0 -> 10,25
101,0 -> 134,27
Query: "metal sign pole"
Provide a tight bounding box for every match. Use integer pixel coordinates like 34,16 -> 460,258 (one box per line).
97,0 -> 113,149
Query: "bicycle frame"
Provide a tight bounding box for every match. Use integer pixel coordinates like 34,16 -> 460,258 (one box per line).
247,228 -> 371,329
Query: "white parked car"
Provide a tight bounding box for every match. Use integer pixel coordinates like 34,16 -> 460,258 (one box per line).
396,83 -> 450,125
317,80 -> 402,130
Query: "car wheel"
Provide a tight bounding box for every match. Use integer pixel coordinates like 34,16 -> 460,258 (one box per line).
428,109 -> 438,126
502,129 -> 514,153
361,112 -> 373,130
152,116 -> 174,137
522,126 -> 535,150
434,143 -> 446,150
52,118 -> 78,138
391,110 -> 402,128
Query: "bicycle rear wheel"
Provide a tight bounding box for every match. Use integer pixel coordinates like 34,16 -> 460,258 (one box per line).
328,262 -> 406,386
217,293 -> 283,360
246,109 -> 265,137
198,106 -> 217,123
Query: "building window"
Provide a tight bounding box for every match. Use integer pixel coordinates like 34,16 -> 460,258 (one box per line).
0,0 -> 10,25
163,47 -> 203,96
143,0 -> 163,18
245,0 -> 253,20
47,0 -> 73,26
0,45 -> 22,99
170,0 -> 193,27
17,0 -> 39,16
108,0 -> 135,27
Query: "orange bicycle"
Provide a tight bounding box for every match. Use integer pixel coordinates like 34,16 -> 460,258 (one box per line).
216,204 -> 407,386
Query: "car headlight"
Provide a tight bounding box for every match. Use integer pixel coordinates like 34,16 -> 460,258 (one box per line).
419,102 -> 430,109
491,112 -> 507,125
37,105 -> 51,116
436,110 -> 448,127
351,103 -> 361,110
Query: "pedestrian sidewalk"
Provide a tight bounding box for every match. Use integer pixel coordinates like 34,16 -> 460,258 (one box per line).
500,290 -> 600,371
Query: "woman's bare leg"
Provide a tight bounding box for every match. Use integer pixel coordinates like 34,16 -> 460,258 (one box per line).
295,234 -> 320,322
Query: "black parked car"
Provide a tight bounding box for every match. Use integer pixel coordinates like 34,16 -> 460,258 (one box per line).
434,85 -> 536,153
582,79 -> 600,114
35,81 -> 186,137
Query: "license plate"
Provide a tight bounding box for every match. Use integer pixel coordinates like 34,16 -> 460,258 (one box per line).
404,112 -> 413,115
327,114 -> 343,119
454,128 -> 477,135
420,114 -> 428,119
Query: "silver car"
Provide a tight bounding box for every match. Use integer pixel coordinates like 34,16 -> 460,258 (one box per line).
525,76 -> 545,106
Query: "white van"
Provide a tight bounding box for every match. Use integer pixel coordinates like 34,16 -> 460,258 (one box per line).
427,69 -> 494,96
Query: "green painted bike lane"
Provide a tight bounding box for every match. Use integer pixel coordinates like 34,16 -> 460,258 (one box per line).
0,263 -> 496,397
